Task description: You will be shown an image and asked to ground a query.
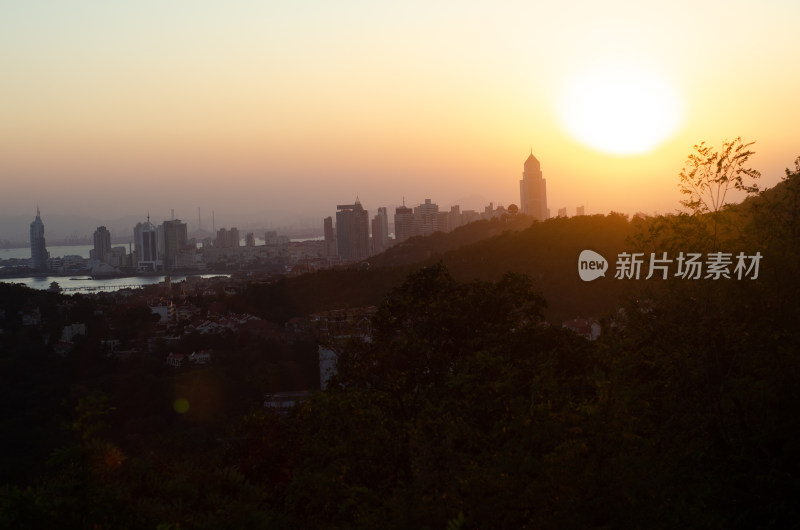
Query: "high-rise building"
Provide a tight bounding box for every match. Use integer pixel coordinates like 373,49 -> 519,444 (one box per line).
229,227 -> 240,248
414,199 -> 439,236
135,215 -> 162,271
371,207 -> 389,255
394,203 -> 415,243
162,219 -> 188,270
449,205 -> 462,230
519,150 -> 548,221
323,217 -> 336,258
29,206 -> 49,272
215,228 -> 228,248
92,226 -> 112,263
215,227 -> 240,248
335,199 -> 369,262
576,205 -> 585,216
437,211 -> 451,233
245,233 -> 256,247
557,207 -> 567,218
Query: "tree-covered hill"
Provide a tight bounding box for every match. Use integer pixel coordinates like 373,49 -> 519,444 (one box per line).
2,156 -> 799,528
259,157 -> 800,324
249,211 -> 637,324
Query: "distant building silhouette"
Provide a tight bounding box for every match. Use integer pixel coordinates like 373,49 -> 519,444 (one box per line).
162,219 -> 188,270
29,206 -> 49,271
437,211 -> 451,233
576,205 -> 585,216
449,205 -> 463,230
393,199 -> 462,241
106,246 -> 127,268
371,207 -> 389,255
135,215 -> 162,271
557,207 -> 567,218
336,199 -> 369,262
415,199 -> 439,237
215,228 -> 228,248
92,226 -> 112,263
394,202 -> 415,243
520,150 -> 548,221
215,227 -> 240,248
323,216 -> 336,258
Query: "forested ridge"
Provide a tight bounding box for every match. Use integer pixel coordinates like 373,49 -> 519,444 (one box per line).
245,208 -> 636,325
2,160 -> 799,528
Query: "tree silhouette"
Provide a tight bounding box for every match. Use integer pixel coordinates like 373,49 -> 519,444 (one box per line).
678,137 -> 760,248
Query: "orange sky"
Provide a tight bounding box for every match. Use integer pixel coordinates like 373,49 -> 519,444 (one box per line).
1,1 -> 799,232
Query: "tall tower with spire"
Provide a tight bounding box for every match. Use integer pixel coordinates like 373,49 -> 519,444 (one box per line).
133,214 -> 162,272
29,206 -> 49,272
519,150 -> 548,221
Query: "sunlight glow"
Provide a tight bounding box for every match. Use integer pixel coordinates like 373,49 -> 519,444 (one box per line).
559,63 -> 683,156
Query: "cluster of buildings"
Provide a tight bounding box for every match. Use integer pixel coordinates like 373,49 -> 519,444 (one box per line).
323,151 -> 583,264
88,216 -> 212,274
22,151 -> 585,273
19,209 -> 296,275
324,198 -> 516,263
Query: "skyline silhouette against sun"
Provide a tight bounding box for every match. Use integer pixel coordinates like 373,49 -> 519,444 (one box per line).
1,1 -> 798,224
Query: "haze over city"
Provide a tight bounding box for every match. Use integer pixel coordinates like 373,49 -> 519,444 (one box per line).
5,3 -> 800,526
2,1 -> 799,237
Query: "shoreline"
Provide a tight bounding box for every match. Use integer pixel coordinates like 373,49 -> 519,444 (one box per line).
0,270 -> 235,281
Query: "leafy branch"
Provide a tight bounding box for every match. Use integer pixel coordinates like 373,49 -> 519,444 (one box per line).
679,137 -> 760,214
678,137 -> 761,248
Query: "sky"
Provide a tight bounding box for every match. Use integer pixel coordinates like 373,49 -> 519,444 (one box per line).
2,0 -> 799,234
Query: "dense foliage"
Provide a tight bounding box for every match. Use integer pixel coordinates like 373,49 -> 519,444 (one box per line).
2,160 -> 799,528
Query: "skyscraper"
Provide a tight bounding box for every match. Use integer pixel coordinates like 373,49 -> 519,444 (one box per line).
215,228 -> 228,248
162,219 -> 188,270
135,215 -> 161,271
414,199 -> 439,236
371,207 -> 389,255
323,216 -> 336,258
449,205 -> 462,230
519,150 -> 548,221
335,199 -> 369,262
29,206 -> 49,272
92,226 -> 112,263
229,227 -> 240,248
215,227 -> 240,248
394,203 -> 415,243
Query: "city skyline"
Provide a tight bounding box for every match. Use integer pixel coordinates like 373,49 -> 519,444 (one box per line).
2,2 -> 799,224
3,151 -> 556,245
16,193 -> 520,274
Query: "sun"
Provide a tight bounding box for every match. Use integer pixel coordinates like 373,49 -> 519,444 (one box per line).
558,62 -> 683,155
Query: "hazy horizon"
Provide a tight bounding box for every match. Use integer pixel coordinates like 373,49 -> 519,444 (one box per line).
2,1 -> 799,233
0,193 -> 506,243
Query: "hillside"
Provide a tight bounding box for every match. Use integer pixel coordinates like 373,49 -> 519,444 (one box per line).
256,165 -> 800,325
367,214 -> 534,268
3,164 -> 799,528
251,212 -> 636,324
